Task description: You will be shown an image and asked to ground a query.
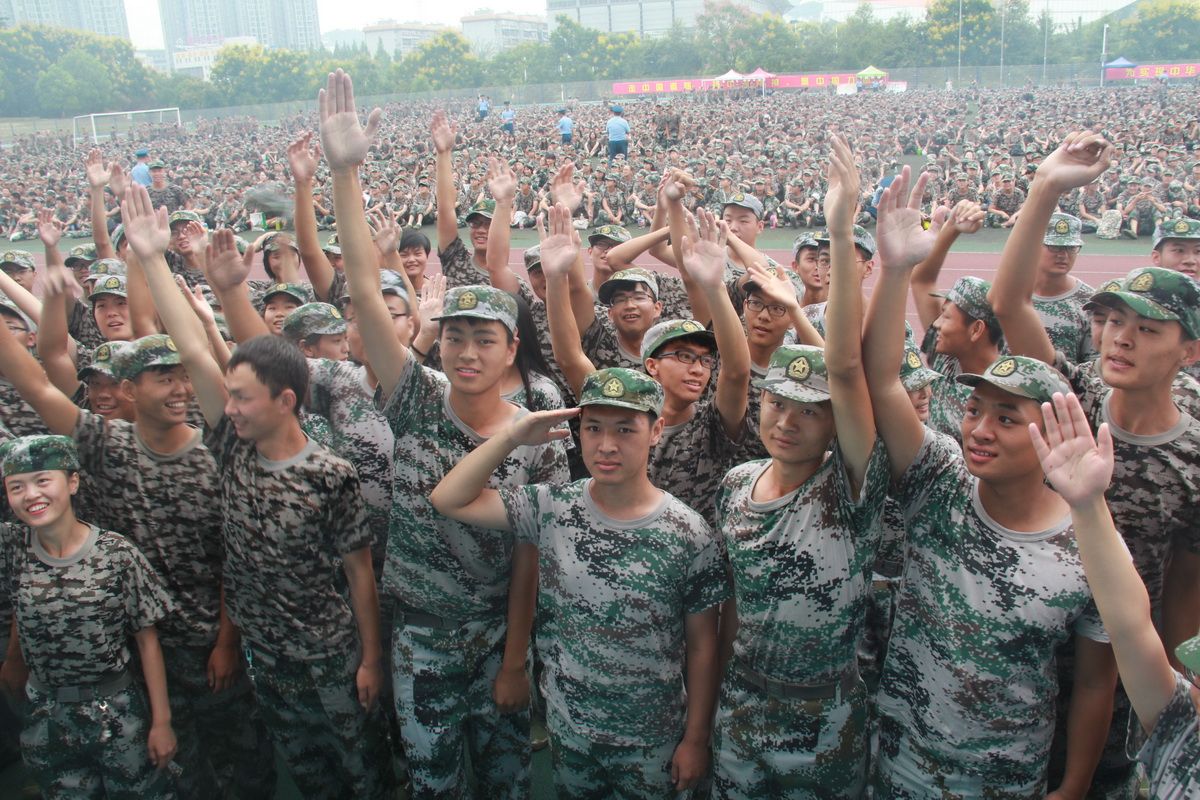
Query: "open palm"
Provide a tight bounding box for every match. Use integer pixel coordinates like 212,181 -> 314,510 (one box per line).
876,167 -> 936,271
318,70 -> 381,171
1029,392 -> 1114,506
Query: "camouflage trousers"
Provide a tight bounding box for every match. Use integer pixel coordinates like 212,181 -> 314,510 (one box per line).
546,705 -> 686,800
712,669 -> 869,799
22,680 -> 175,799
246,644 -> 393,799
392,614 -> 530,799
871,714 -> 1045,798
160,643 -> 276,800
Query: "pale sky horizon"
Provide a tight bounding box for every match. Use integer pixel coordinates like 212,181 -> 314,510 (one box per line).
125,0 -> 547,50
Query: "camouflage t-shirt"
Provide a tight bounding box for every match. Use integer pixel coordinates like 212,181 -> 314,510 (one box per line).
73,411 -> 222,649
67,296 -> 106,351
0,379 -> 50,437
1136,670 -> 1200,797
0,524 -> 174,686
655,273 -> 693,321
876,429 -> 1105,783
501,479 -> 728,747
652,400 -> 745,524
921,327 -> 971,442
381,353 -> 569,621
581,305 -> 644,372
502,370 -> 565,413
205,416 -> 372,660
1033,279 -> 1095,364
717,442 -> 890,684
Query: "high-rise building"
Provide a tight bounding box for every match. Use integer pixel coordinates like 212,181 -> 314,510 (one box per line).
6,0 -> 130,39
158,0 -> 320,61
547,0 -> 776,35
363,21 -> 451,59
461,12 -> 548,55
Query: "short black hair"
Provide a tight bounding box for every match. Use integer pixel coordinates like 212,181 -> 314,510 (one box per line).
227,335 -> 308,417
399,229 -> 431,255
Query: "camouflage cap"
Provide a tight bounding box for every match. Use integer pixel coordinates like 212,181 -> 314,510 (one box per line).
957,355 -> 1070,403
465,199 -> 496,222
0,251 -> 35,271
640,318 -> 715,362
1088,267 -> 1200,339
233,235 -> 250,255
578,368 -> 664,416
588,224 -> 632,245
432,284 -> 518,334
89,274 -> 128,301
111,224 -> 126,247
148,158 -> 165,169
0,434 -> 80,477
753,344 -> 831,404
813,230 -> 831,245
523,244 -> 542,272
325,233 -> 340,247
791,234 -> 819,259
598,268 -> 660,305
1176,634 -> 1200,680
852,225 -> 876,257
722,192 -> 764,219
78,340 -> 131,381
379,269 -> 410,301
65,243 -> 98,264
1152,216 -> 1200,250
262,283 -> 314,306
282,302 -> 348,341
260,232 -> 297,252
931,276 -> 997,327
115,334 -> 182,381
0,292 -> 35,332
83,258 -> 127,283
899,343 -> 942,392
168,209 -> 205,228
1044,213 -> 1083,247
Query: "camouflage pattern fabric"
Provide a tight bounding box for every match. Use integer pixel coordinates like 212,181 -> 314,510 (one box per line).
299,410 -> 334,449
872,430 -> 1105,795
650,400 -> 746,524
205,416 -> 373,660
653,273 -> 694,322
582,305 -> 651,372
503,370 -> 565,413
67,296 -> 107,351
246,645 -> 392,799
0,433 -> 79,475
21,682 -> 175,799
432,285 -> 518,334
502,478 -> 726,765
0,379 -> 52,437
1136,671 -> 1200,797
921,327 -> 972,441
392,615 -> 530,799
1033,279 -> 1095,364
545,704 -> 680,800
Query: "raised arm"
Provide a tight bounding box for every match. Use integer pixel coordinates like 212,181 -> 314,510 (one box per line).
432,111 -> 459,254
542,204 -> 597,398
607,227 -> 670,271
34,265 -> 84,397
663,173 -> 712,325
122,184 -> 227,427
910,200 -> 983,332
85,150 -> 116,259
482,158 -> 522,295
288,132 -> 338,302
205,231 -> 269,344
864,167 -> 939,480
0,299 -> 80,435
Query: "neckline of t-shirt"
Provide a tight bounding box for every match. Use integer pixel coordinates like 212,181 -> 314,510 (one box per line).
970,481 -> 1071,542
256,436 -> 318,471
583,478 -> 669,529
32,524 -> 99,568
662,402 -> 702,436
442,385 -> 527,444
746,457 -> 831,512
134,425 -> 201,462
1033,279 -> 1085,302
1101,392 -> 1192,446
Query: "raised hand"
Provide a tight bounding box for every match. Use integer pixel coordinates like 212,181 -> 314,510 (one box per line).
505,407 -> 580,447
661,169 -> 696,203
950,199 -> 985,234
37,208 -> 63,249
109,162 -> 129,199
430,110 -> 457,154
176,275 -> 216,325
372,210 -> 401,255
876,165 -> 936,272
486,157 -> 518,203
539,203 -> 581,278
85,149 -> 109,189
824,135 -> 861,233
680,207 -> 728,288
287,131 -> 320,184
1036,132 -> 1115,194
318,69 -> 382,171
417,272 -> 446,327
204,228 -> 253,292
549,162 -> 584,212
182,220 -> 208,255
1029,392 -> 1114,508
120,185 -> 170,260
744,261 -> 799,310
40,263 -> 73,297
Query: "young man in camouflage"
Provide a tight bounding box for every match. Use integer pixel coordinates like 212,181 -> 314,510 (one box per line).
124,181 -> 392,798
992,132 -> 1200,798
430,365 -> 726,798
863,165 -> 1117,798
1019,212 -> 1095,364
1149,215 -> 1200,279
324,71 -> 568,797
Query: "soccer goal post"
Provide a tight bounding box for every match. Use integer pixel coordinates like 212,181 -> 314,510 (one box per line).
72,107 -> 183,148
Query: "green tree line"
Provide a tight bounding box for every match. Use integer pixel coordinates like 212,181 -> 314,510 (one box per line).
1,0 -> 1197,118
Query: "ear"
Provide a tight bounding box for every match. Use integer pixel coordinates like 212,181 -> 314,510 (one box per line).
299,341 -> 317,358
644,358 -> 660,379
119,378 -> 137,403
276,387 -> 298,415
1150,249 -> 1162,266
67,471 -> 80,495
967,318 -> 988,344
648,414 -> 666,447
506,333 -> 519,367
1180,336 -> 1200,368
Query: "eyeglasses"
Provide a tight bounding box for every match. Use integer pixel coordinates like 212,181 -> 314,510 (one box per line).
745,297 -> 788,318
608,291 -> 654,307
656,350 -> 717,369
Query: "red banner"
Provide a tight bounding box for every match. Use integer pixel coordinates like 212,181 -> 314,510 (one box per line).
612,72 -> 868,95
1104,63 -> 1200,80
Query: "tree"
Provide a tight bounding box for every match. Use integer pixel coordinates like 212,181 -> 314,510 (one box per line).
35,49 -> 113,116
398,31 -> 483,91
1117,0 -> 1200,61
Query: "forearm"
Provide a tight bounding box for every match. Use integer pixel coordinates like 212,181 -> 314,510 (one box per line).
90,188 -> 114,259
681,618 -> 719,745
214,283 -> 269,342
911,223 -> 960,330
134,628 -> 172,727
429,428 -> 519,516
435,150 -> 457,250
485,199 -> 520,294
124,251 -> 163,337
1058,661 -> 1116,798
608,228 -> 669,270
1070,499 -> 1153,643
545,272 -> 593,397
214,586 -> 240,651
501,543 -> 537,672
0,270 -> 42,327
344,550 -> 383,666
294,179 -> 336,300
789,305 -> 824,346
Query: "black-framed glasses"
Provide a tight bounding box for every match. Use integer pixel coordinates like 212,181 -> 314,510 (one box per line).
608,291 -> 654,307
745,297 -> 787,318
656,350 -> 717,369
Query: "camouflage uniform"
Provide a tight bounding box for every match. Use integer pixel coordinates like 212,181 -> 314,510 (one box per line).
873,359 -> 1107,797
923,277 -> 998,441
1035,215 -> 1095,364
0,291 -> 50,435
205,415 -> 391,798
1136,637 -> 1199,797
586,268 -> 663,372
382,285 -> 569,798
714,347 -> 890,799
501,368 -> 729,799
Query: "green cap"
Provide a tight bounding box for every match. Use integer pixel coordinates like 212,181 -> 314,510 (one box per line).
754,344 -> 831,403
148,159 -> 165,169
89,274 -> 128,301
262,283 -> 314,306
899,344 -> 942,392
115,334 -> 182,380
0,251 -> 35,271
233,235 -> 250,255
957,355 -> 1071,403
1044,213 -> 1083,247
1152,216 -> 1200,250
791,234 -> 819,259
379,270 -> 410,300
598,268 -> 659,305
588,224 -> 632,245
0,434 -> 79,477
79,340 -> 131,381
932,276 -> 997,327
523,244 -> 542,272
0,292 -> 35,332
578,368 -> 664,416
261,232 -> 297,252
640,319 -> 715,362
66,243 -> 98,265
111,224 -> 126,247
168,210 -> 204,228
1088,267 -> 1200,339
851,225 -> 877,257
722,192 -> 763,219
432,284 -> 518,334
83,258 -> 127,284
465,199 -> 496,222
282,303 -> 348,341
1176,634 -> 1200,679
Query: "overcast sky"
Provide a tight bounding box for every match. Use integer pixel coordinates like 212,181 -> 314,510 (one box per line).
125,0 -> 547,50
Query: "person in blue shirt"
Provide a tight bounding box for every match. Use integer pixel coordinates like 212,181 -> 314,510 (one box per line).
556,109 -> 574,145
477,95 -> 489,122
606,106 -> 630,163
500,101 -> 516,138
131,149 -> 151,187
